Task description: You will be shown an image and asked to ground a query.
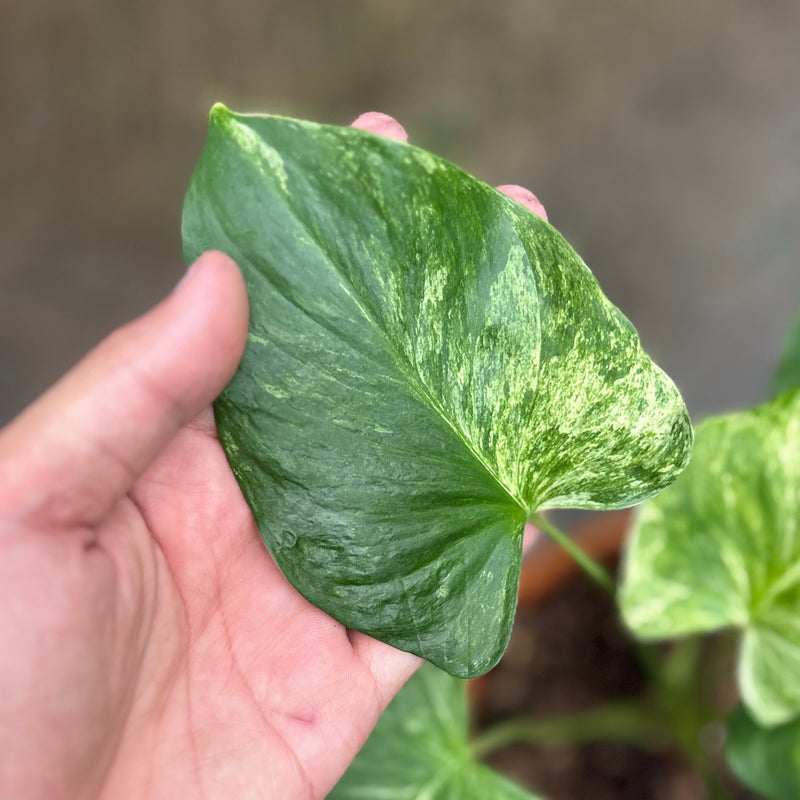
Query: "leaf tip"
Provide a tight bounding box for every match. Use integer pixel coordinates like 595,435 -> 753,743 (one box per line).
209,102 -> 234,129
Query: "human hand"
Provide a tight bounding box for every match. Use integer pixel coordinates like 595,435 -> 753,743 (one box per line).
0,113 -> 546,800
0,248 -> 423,799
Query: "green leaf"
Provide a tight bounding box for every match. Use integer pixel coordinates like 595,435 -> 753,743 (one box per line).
620,390 -> 800,725
329,663 -> 543,800
775,305 -> 800,397
726,704 -> 800,800
182,107 -> 692,676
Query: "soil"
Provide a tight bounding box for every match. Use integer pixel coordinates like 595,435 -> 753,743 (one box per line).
472,553 -> 761,800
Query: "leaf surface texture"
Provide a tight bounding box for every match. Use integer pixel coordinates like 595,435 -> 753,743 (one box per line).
183,108 -> 692,675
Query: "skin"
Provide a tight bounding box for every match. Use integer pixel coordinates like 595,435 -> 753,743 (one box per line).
0,113 -> 545,800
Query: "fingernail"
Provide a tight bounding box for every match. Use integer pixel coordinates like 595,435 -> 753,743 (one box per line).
496,185 -> 548,221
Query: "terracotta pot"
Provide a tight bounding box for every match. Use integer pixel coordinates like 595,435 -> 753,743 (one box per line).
517,509 -> 631,608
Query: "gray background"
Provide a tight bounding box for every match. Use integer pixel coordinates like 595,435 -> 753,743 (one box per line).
2,0 -> 799,425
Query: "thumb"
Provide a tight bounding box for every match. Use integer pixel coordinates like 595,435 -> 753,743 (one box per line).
0,251 -> 249,530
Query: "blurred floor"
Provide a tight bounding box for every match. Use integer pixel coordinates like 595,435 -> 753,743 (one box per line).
1,0 -> 799,423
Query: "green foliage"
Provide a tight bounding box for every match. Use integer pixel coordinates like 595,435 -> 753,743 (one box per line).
726,705 -> 800,800
775,306 -> 800,397
182,107 -> 692,677
329,663 -> 542,800
620,389 -> 800,725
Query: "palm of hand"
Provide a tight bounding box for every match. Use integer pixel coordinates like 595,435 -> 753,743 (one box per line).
110,411 -> 412,799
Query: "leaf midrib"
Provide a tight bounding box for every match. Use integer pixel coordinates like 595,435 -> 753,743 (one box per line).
751,556 -> 800,619
271,152 -> 529,514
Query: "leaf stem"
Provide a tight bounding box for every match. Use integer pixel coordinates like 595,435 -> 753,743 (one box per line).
470,700 -> 667,759
528,512 -> 617,595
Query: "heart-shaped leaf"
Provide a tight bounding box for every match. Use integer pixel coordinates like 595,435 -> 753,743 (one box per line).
775,305 -> 800,397
329,663 -> 543,800
726,705 -> 800,800
182,107 -> 692,676
620,390 -> 800,725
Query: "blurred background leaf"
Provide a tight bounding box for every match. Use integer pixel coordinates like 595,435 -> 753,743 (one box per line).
620,390 -> 800,726
774,305 -> 800,397
726,704 -> 800,800
329,663 -> 542,799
